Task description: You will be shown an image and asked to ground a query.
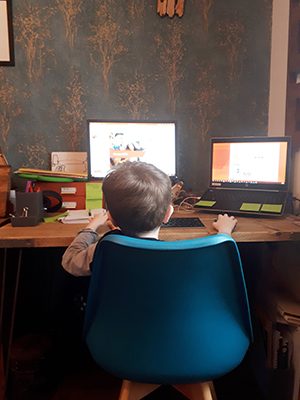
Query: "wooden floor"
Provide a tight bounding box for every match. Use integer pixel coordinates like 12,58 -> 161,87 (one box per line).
50,357 -> 265,400
7,346 -> 268,400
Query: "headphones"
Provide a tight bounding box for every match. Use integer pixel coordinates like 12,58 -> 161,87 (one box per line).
42,190 -> 63,212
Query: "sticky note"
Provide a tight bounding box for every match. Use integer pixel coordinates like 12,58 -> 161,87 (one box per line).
86,198 -> 103,210
195,200 -> 216,207
240,203 -> 261,212
261,204 -> 282,213
86,182 -> 103,200
86,182 -> 103,210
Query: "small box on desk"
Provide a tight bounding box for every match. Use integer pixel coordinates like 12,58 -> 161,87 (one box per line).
0,165 -> 11,217
12,192 -> 44,227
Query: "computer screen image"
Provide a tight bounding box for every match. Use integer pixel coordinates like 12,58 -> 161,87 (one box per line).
88,120 -> 176,178
210,136 -> 291,190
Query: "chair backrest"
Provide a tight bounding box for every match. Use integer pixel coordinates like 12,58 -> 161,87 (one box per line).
84,234 -> 253,384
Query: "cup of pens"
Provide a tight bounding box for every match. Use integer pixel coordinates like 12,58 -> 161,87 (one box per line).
11,191 -> 44,227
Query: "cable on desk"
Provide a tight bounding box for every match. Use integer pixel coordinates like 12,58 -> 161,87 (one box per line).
175,196 -> 201,213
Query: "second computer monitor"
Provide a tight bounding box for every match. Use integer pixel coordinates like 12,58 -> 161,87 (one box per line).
88,120 -> 177,179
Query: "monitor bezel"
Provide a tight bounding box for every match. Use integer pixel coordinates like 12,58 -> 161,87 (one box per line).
209,136 -> 292,191
87,119 -> 178,180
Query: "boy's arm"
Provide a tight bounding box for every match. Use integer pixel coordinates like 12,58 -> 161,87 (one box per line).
61,230 -> 99,276
62,213 -> 109,276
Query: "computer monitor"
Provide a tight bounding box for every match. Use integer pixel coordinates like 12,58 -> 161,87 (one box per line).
87,120 -> 176,178
210,136 -> 291,191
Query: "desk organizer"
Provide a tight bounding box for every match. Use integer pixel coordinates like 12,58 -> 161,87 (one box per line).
11,192 -> 44,227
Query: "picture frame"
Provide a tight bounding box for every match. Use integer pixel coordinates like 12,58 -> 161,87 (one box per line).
0,0 -> 14,66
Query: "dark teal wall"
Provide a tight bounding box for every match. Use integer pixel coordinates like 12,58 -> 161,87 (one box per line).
0,0 -> 272,193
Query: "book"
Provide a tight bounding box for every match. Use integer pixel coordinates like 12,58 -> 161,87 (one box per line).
59,208 -> 106,224
15,167 -> 88,180
277,295 -> 300,326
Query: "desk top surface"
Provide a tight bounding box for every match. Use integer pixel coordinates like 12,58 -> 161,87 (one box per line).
0,212 -> 300,248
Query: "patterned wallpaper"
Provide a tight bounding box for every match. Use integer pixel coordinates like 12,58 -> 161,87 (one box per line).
0,0 -> 272,193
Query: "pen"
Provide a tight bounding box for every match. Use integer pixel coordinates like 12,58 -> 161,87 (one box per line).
22,207 -> 29,217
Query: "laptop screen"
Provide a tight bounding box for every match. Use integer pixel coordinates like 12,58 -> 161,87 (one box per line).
210,136 -> 291,191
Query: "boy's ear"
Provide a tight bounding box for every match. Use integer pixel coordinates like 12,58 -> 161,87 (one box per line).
107,211 -> 118,230
162,204 -> 174,224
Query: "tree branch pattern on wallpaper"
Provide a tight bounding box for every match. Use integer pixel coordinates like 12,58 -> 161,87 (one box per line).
88,2 -> 127,95
200,0 -> 214,32
16,132 -> 47,168
15,3 -> 55,81
191,65 -> 220,143
127,1 -> 144,20
53,69 -> 86,151
0,70 -> 21,151
56,0 -> 83,48
154,22 -> 184,115
217,16 -> 246,83
118,71 -> 154,120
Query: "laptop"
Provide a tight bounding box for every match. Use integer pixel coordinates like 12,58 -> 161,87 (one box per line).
195,136 -> 292,217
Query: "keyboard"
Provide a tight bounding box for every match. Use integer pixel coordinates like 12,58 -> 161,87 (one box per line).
162,217 -> 204,228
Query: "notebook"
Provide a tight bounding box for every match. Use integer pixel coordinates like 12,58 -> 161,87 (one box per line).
195,136 -> 291,217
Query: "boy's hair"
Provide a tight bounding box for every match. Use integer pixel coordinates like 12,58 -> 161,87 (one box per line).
103,161 -> 172,235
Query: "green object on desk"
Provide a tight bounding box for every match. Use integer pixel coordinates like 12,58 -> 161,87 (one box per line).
240,203 -> 261,212
17,173 -> 75,182
261,204 -> 282,213
86,182 -> 103,210
86,199 -> 102,210
195,200 -> 216,207
43,211 -> 68,223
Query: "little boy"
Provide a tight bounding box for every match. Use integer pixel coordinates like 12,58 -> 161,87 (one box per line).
62,161 -> 237,276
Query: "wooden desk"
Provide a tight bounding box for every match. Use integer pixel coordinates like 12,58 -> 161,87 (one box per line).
0,213 -> 300,248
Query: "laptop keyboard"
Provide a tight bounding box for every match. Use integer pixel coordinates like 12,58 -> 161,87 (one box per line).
201,189 -> 286,211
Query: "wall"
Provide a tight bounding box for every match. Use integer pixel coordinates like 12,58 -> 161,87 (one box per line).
268,0 -> 289,137
0,0 -> 272,193
267,0 -> 300,203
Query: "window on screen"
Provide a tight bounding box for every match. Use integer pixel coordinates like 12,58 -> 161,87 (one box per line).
88,121 -> 176,178
211,141 -> 288,185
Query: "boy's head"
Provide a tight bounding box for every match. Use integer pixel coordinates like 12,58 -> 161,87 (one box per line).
102,161 -> 172,235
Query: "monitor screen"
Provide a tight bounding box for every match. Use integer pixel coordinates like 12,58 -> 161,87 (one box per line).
210,136 -> 291,190
88,120 -> 176,178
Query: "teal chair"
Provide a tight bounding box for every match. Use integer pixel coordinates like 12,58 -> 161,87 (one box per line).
84,234 -> 253,400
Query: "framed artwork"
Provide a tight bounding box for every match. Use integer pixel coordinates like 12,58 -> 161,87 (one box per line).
0,0 -> 14,66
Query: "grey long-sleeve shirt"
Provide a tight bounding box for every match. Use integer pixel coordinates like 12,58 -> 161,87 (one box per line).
62,228 -> 157,277
61,229 -> 100,276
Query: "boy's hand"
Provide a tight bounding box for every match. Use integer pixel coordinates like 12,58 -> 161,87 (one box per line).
212,213 -> 237,236
86,211 -> 108,231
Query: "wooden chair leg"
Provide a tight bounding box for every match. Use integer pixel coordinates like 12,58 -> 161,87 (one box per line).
174,381 -> 217,400
119,380 -> 160,400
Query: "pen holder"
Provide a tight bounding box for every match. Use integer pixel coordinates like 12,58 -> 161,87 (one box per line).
11,192 -> 44,227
